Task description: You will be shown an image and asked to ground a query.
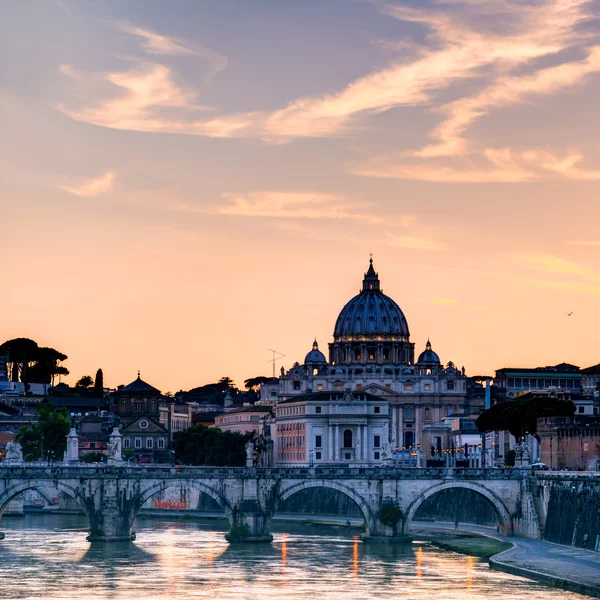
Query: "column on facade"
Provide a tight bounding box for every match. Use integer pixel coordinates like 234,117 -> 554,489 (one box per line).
333,425 -> 338,461
360,344 -> 366,364
397,405 -> 403,449
328,424 -> 333,462
362,424 -> 367,461
414,402 -> 421,448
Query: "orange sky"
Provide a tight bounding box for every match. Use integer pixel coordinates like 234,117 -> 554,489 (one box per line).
2,0 -> 600,392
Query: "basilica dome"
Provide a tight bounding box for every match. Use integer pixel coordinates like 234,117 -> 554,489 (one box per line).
333,258 -> 410,339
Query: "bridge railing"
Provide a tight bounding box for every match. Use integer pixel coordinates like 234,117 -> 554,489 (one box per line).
0,464 -> 528,480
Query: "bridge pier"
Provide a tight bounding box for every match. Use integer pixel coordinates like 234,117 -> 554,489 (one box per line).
227,500 -> 273,543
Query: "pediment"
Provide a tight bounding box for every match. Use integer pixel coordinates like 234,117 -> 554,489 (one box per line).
121,416 -> 167,434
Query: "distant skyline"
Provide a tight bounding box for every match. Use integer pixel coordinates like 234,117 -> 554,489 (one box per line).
2,0 -> 600,392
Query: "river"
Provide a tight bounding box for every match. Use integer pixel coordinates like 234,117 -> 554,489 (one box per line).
0,514 -> 589,599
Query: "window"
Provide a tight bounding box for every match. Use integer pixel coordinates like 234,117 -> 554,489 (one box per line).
344,453 -> 351,460
424,407 -> 431,421
270,391 -> 277,397
123,437 -> 130,449
447,381 -> 454,390
343,429 -> 353,448
369,351 -> 375,360
316,384 -> 323,391
424,384 -> 431,391
293,381 -> 301,390
385,384 -> 391,390
405,406 -> 413,420
405,383 -> 413,391
404,431 -> 414,448
374,435 -> 381,448
315,435 -> 322,448
579,406 -> 585,413
374,451 -> 380,460
134,437 -> 142,449
135,400 -> 143,412
374,406 -> 380,414
315,451 -> 322,460
356,383 -> 362,389
146,437 -> 154,449
121,400 -> 127,412
157,438 -> 165,449
315,406 -> 322,414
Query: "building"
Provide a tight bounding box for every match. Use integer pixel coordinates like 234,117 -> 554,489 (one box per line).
215,405 -> 273,435
581,363 -> 600,395
494,363 -> 582,398
113,374 -> 192,463
538,415 -> 600,470
275,390 -> 388,466
263,258 -> 473,454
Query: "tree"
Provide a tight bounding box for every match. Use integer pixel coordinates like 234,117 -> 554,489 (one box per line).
244,376 -> 272,392
0,338 -> 38,384
29,347 -> 69,388
476,396 -> 576,443
75,375 -> 94,390
93,369 -> 104,397
173,424 -> 252,466
16,403 -> 71,462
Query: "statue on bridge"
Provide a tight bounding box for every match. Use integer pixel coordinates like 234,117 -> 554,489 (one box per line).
5,441 -> 23,464
245,440 -> 254,467
107,428 -> 124,465
63,428 -> 80,464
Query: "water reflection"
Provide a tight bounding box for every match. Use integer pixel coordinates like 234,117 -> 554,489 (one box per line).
0,514 -> 591,600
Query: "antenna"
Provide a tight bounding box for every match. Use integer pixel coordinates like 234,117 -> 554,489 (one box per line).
267,349 -> 286,377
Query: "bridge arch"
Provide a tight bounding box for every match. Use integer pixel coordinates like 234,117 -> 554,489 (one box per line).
404,481 -> 513,535
0,480 -> 88,519
136,479 -> 234,526
275,480 -> 378,535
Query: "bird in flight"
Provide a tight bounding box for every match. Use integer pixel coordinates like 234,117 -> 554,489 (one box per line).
566,311 -> 575,316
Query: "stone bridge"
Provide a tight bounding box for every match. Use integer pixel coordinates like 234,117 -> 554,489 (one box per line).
0,465 -> 542,542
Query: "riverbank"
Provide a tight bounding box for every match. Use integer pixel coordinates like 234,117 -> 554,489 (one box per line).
413,522 -> 600,598
411,526 -> 510,558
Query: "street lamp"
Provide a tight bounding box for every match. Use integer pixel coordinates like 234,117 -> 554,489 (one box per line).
309,449 -> 314,467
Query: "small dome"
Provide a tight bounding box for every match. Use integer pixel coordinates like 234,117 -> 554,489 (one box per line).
305,340 -> 327,365
417,340 -> 440,365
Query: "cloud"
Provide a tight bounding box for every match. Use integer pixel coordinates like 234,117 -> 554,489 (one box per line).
521,253 -> 600,284
60,171 -> 115,196
385,233 -> 447,250
432,297 -> 459,305
351,146 -> 600,183
215,191 -> 384,222
55,0 -> 600,168
116,22 -> 228,73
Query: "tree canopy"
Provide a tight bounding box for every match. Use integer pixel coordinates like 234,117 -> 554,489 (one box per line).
173,424 -> 252,466
75,375 -> 94,389
93,369 -> 104,397
0,338 -> 69,387
476,396 -> 576,443
244,376 -> 272,391
16,403 -> 72,462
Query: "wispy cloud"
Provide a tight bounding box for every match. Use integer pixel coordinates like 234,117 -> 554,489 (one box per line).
385,233 -> 447,250
570,240 -> 600,246
60,171 -> 115,197
215,191 -> 383,223
117,22 -> 227,73
521,253 -> 600,284
432,297 -> 459,306
55,0 -> 600,179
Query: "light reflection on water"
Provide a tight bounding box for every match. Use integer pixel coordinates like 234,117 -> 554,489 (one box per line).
0,514 -> 589,600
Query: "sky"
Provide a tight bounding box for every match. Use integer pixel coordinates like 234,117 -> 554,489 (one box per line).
2,0 -> 600,393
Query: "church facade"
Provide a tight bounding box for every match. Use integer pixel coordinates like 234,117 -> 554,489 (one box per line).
264,259 -> 478,463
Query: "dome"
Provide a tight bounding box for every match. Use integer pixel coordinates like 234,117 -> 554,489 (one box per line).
333,258 -> 409,339
305,340 -> 327,364
417,340 -> 440,364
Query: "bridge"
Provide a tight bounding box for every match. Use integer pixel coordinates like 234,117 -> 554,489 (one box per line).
0,465 -> 543,542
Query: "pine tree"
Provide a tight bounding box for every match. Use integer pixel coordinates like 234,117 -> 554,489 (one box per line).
94,368 -> 104,397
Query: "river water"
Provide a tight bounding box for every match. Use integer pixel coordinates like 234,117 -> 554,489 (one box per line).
0,514 -> 588,600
